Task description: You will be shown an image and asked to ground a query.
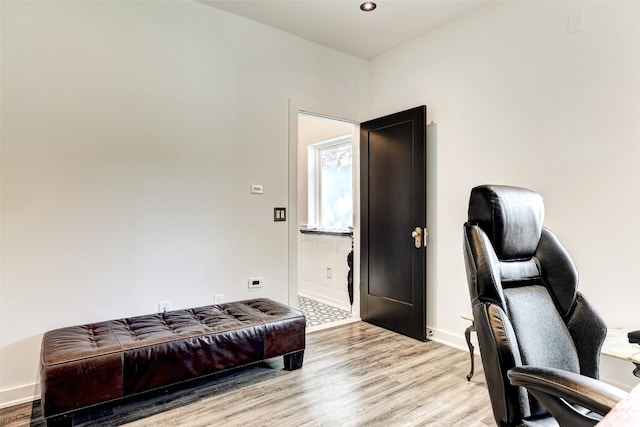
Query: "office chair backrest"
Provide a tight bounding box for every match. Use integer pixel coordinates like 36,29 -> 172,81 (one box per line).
463,185 -> 605,425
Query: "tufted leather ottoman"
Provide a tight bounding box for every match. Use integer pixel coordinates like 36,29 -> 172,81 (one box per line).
40,298 -> 305,424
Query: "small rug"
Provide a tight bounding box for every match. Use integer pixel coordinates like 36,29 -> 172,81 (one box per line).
297,295 -> 352,327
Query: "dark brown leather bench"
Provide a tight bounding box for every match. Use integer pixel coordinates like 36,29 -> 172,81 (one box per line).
40,298 -> 305,425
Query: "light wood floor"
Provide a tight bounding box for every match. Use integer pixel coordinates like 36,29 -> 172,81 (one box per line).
0,321 -> 495,426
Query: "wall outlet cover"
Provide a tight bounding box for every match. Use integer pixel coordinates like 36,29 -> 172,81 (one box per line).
248,277 -> 263,289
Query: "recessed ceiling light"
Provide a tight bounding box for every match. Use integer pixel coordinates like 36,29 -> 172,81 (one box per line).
360,2 -> 377,12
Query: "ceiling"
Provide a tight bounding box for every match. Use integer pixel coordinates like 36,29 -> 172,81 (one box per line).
198,1 -> 491,60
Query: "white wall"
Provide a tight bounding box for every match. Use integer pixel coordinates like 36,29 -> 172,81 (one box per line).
299,233 -> 353,311
0,0 -> 369,405
3,0 -> 639,409
370,1 -> 640,390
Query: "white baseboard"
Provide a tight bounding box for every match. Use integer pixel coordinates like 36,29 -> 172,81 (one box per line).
0,383 -> 40,409
427,326 -> 639,392
428,326 -> 478,354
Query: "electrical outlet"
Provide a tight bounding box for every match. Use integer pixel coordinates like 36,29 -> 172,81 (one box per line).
568,11 -> 584,34
214,293 -> 224,304
248,277 -> 262,289
326,267 -> 332,279
158,301 -> 171,313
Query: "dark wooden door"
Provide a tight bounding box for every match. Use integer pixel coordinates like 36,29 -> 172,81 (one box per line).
360,106 -> 427,341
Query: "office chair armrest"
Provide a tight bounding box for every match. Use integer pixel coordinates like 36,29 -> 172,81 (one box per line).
508,366 -> 628,426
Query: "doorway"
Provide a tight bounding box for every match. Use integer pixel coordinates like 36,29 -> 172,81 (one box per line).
288,100 -> 361,330
288,103 -> 428,338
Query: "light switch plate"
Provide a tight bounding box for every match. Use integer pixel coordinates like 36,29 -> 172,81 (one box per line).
274,207 -> 286,222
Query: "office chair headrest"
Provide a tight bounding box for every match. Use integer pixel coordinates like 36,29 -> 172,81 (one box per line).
468,185 -> 544,260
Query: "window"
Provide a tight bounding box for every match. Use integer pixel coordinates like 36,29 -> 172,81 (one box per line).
308,135 -> 353,230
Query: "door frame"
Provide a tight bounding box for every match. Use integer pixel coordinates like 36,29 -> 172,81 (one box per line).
288,98 -> 361,317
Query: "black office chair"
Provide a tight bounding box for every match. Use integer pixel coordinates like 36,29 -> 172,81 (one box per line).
463,185 -> 627,427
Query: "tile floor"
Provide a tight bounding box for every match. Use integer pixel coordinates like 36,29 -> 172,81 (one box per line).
297,295 -> 352,328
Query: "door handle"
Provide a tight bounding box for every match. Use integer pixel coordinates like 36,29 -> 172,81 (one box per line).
411,227 -> 422,248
